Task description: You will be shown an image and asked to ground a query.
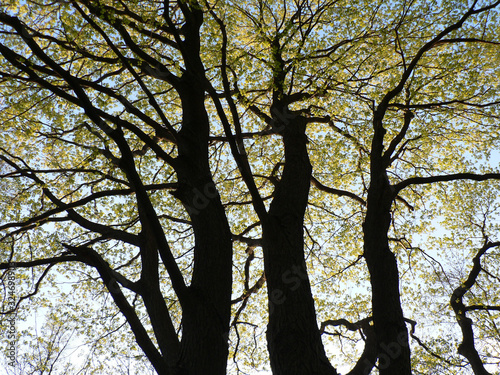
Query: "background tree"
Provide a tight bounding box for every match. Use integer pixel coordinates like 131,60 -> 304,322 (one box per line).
0,0 -> 500,374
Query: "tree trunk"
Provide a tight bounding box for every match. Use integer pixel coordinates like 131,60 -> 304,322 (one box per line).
262,113 -> 337,375
363,170 -> 411,375
171,75 -> 233,374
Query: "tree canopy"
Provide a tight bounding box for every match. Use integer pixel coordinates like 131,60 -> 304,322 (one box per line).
1,0 -> 500,374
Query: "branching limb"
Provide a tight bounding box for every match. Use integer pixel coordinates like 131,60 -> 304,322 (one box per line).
450,240 -> 500,375
205,9 -> 268,222
405,318 -> 457,366
394,173 -> 500,194
0,153 -> 142,245
311,176 -> 366,205
62,244 -> 169,374
382,109 -> 414,166
231,273 -> 266,305
1,262 -> 62,314
377,0 -> 500,118
466,305 -> 500,312
0,256 -> 77,271
320,317 -> 377,375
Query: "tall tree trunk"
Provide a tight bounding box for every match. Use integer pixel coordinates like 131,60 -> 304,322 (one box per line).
262,113 -> 337,375
172,75 -> 233,374
175,184 -> 232,374
363,169 -> 411,375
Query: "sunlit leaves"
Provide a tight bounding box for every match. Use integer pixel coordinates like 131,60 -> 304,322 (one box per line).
1,0 -> 500,374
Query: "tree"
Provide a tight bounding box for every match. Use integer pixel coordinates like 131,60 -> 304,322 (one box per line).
0,0 -> 499,374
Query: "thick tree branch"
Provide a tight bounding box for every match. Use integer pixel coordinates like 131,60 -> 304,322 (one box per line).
466,305 -> 500,312
382,110 -> 414,166
394,173 -> 500,194
0,256 -> 77,270
450,240 -> 499,375
311,176 -> 366,205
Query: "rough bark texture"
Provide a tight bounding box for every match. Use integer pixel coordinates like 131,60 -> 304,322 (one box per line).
261,112 -> 337,375
363,178 -> 411,374
171,72 -> 233,374
362,122 -> 411,375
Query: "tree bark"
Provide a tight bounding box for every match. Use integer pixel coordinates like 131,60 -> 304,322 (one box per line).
170,72 -> 233,374
262,113 -> 337,375
450,242 -> 494,375
363,169 -> 411,375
